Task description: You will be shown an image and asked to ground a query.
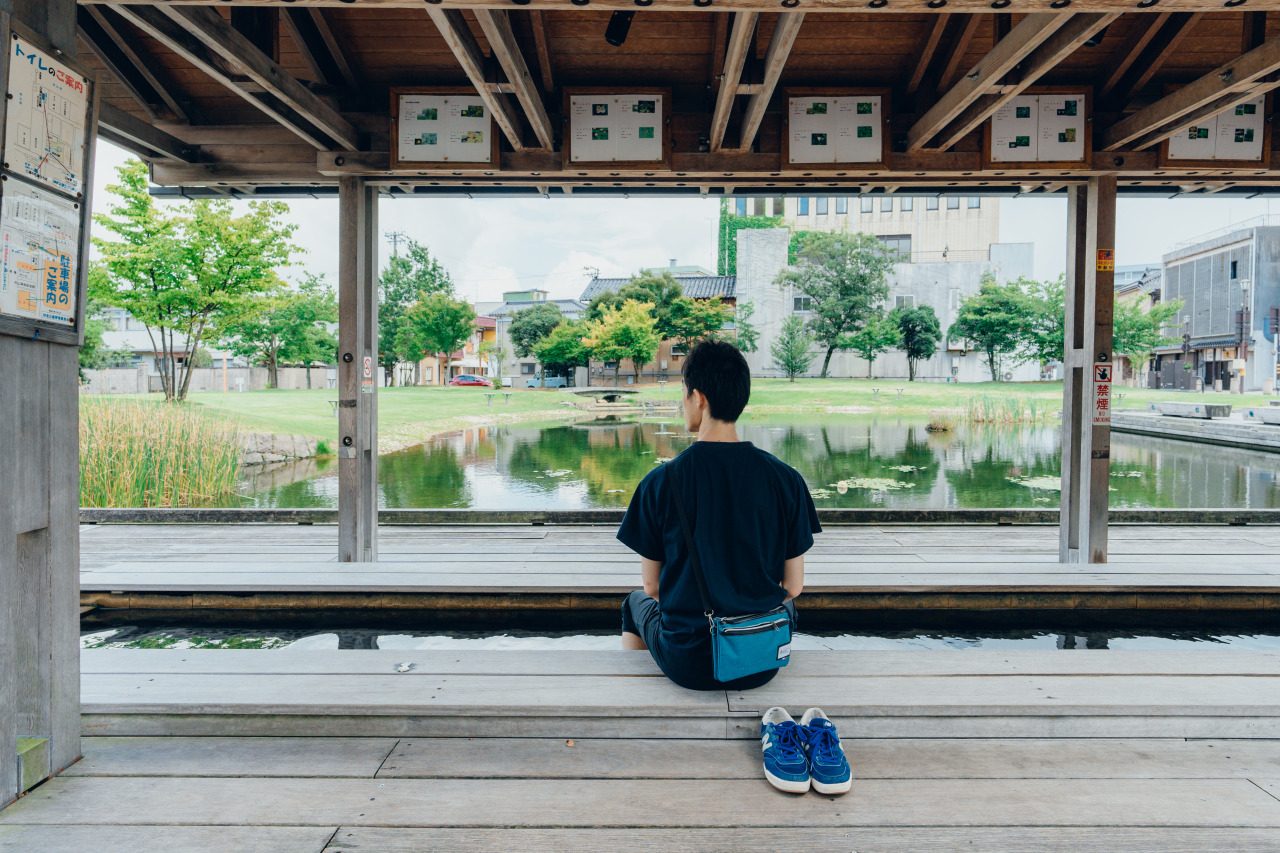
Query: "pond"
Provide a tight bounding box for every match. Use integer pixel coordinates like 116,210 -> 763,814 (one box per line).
234,414 -> 1280,510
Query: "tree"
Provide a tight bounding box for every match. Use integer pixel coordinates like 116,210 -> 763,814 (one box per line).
509,302 -> 564,361
379,240 -> 453,385
223,273 -> 337,389
1114,296 -> 1184,379
775,232 -> 895,378
78,281 -> 114,381
587,271 -> 683,341
582,299 -> 660,386
669,295 -> 732,348
534,320 -> 591,380
734,301 -> 760,354
1022,275 -> 1067,368
92,159 -> 296,401
892,304 -> 943,381
397,293 -> 477,385
947,273 -> 1034,381
771,315 -> 815,382
846,311 -> 901,378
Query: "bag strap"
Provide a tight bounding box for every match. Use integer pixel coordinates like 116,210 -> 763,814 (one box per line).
665,460 -> 715,620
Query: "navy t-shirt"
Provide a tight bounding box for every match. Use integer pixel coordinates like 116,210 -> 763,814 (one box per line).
616,440 -> 822,651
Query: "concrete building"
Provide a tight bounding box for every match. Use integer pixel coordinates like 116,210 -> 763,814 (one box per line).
484,289 -> 587,387
1152,219 -> 1280,393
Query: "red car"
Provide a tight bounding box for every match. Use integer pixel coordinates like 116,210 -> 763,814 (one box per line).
448,374 -> 493,387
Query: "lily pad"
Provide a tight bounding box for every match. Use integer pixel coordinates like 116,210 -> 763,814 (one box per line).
887,465 -> 925,473
833,478 -> 916,492
1007,476 -> 1062,491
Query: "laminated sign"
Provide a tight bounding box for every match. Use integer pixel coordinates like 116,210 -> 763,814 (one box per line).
1093,363 -> 1112,425
362,355 -> 374,393
1096,250 -> 1114,272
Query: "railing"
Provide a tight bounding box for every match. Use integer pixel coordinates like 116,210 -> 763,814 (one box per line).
1172,214 -> 1280,249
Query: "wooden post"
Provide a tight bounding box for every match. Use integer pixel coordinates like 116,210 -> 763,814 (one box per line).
0,0 -> 86,809
1059,176 -> 1116,563
337,177 -> 378,562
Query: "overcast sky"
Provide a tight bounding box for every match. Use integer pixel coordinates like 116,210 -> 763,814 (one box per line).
94,139 -> 1280,303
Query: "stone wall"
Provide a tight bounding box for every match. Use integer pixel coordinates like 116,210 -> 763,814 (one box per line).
81,366 -> 335,395
239,433 -> 320,465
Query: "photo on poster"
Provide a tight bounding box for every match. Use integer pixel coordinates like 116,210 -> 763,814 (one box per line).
592,104 -> 609,116
1057,100 -> 1077,116
417,107 -> 438,121
592,127 -> 609,140
1011,136 -> 1030,148
1237,103 -> 1257,115
806,102 -> 828,115
1058,128 -> 1075,143
812,133 -> 828,146
414,133 -> 438,145
1235,127 -> 1255,143
1016,106 -> 1031,119
460,105 -> 485,118
856,102 -> 874,115
857,126 -> 874,138
461,131 -> 483,143
633,100 -> 656,113
1189,126 -> 1210,139
638,126 -> 654,139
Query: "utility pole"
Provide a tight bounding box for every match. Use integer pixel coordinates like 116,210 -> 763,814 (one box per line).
385,230 -> 409,258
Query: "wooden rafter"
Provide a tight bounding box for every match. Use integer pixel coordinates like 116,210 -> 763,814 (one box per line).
78,6 -> 189,123
708,12 -> 730,103
97,101 -> 199,163
474,10 -> 554,149
1115,12 -> 1203,105
736,12 -> 803,153
1098,12 -> 1170,99
426,7 -> 530,151
1104,33 -> 1280,150
709,11 -> 758,152
932,13 -> 1120,152
908,13 -> 950,96
110,4 -> 358,151
529,11 -> 554,94
935,15 -> 981,93
909,13 -> 1074,152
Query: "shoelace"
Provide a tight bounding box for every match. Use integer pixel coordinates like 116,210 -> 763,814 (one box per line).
806,725 -> 843,766
771,722 -> 807,763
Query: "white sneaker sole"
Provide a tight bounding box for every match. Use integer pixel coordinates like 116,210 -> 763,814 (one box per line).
811,777 -> 852,795
763,766 -> 811,794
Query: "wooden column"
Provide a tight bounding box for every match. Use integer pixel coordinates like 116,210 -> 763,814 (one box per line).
1059,176 -> 1116,563
337,177 -> 379,562
1,0 -> 86,809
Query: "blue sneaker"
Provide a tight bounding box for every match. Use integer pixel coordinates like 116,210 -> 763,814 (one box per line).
801,707 -> 851,795
760,707 -> 810,793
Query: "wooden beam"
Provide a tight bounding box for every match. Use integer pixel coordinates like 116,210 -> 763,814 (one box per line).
426,7 -> 529,151
310,9 -> 359,90
474,10 -> 554,150
158,5 -> 360,151
280,9 -> 327,84
709,11 -> 758,152
1116,12 -> 1203,105
229,7 -> 278,62
79,6 -> 189,123
736,12 -> 803,153
1098,12 -> 1169,99
97,102 -> 200,163
1243,11 -> 1268,52
529,10 -> 554,94
933,13 -> 1120,152
908,13 -> 950,96
909,13 -> 1074,152
109,4 -> 351,151
1104,34 -> 1280,150
935,15 -> 982,94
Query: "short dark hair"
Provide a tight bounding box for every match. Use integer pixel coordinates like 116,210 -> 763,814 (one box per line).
681,340 -> 750,422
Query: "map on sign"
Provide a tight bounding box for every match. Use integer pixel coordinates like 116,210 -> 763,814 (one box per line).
0,181 -> 80,327
4,35 -> 90,197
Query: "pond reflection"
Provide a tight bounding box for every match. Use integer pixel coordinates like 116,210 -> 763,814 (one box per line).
236,414 -> 1280,510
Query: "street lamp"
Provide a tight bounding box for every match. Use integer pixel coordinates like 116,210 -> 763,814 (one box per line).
1238,279 -> 1251,395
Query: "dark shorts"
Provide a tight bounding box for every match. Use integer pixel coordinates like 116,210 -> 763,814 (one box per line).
621,589 -> 798,692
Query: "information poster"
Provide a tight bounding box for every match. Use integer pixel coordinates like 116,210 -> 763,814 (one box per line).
990,93 -> 1086,164
0,181 -> 80,327
788,96 -> 883,164
5,35 -> 89,197
568,94 -> 663,163
395,93 -> 491,164
1167,96 -> 1266,162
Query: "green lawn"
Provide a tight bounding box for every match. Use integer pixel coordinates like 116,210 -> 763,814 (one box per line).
162,379 -> 1278,445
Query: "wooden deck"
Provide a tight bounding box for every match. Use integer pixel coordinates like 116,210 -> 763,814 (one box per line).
8,648 -> 1280,850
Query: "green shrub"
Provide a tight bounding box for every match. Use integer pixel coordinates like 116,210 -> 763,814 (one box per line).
80,397 -> 241,507
964,394 -> 1045,425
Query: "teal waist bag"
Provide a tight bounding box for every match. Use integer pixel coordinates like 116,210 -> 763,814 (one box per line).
667,462 -> 792,683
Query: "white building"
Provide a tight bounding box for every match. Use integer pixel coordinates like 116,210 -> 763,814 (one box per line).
484,289 -> 587,387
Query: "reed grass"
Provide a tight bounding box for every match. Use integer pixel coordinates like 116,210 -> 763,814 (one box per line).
964,394 -> 1045,425
926,409 -> 958,432
80,397 -> 241,507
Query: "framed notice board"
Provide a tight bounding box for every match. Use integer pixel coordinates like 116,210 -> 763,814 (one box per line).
390,87 -> 500,170
1159,92 -> 1272,170
0,23 -> 97,346
783,88 -> 890,169
562,88 -> 672,169
982,87 -> 1092,171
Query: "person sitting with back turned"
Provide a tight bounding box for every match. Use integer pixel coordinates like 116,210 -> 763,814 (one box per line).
617,339 -> 820,692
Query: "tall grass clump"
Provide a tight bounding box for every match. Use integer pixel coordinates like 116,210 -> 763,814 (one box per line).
965,394 -> 1045,425
80,398 -> 241,507
926,409 -> 958,432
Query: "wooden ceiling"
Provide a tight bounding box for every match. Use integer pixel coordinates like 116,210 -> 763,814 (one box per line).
73,3 -> 1280,195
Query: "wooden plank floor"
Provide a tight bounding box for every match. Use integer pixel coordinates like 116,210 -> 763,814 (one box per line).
7,732 -> 1280,851
78,523 -> 1280,594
